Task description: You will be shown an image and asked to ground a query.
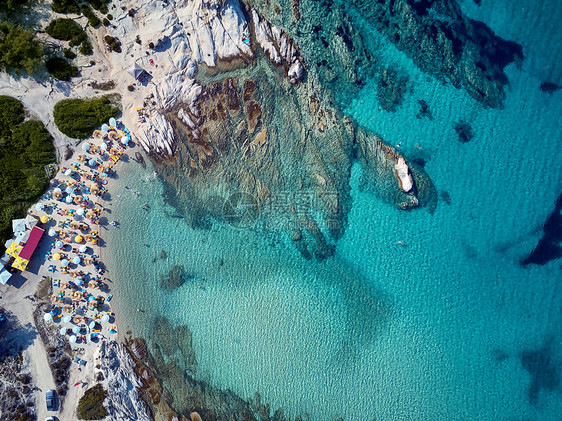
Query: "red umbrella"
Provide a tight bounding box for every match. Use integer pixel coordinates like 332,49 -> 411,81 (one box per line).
74,382 -> 81,386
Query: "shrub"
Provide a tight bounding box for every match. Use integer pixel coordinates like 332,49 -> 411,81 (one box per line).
0,22 -> 42,74
80,40 -> 93,55
84,0 -> 110,13
45,18 -> 84,41
63,48 -> 76,60
77,384 -> 108,420
106,13 -> 112,20
0,96 -> 55,253
102,18 -> 109,26
103,35 -> 121,53
81,5 -> 101,27
51,0 -> 80,14
54,94 -> 120,139
46,57 -> 78,81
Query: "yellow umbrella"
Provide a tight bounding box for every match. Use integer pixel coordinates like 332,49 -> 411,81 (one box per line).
53,253 -> 61,261
75,235 -> 83,243
40,215 -> 50,224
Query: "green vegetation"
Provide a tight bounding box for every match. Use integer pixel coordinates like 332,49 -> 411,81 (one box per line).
81,5 -> 101,28
106,13 -> 112,20
85,0 -> 109,14
63,48 -> 76,60
0,96 -> 56,252
77,384 -> 108,420
80,39 -> 93,55
0,22 -> 42,74
102,18 -> 109,26
54,95 -> 120,139
103,35 -> 121,53
51,0 -> 80,14
45,57 -> 78,81
45,18 -> 84,41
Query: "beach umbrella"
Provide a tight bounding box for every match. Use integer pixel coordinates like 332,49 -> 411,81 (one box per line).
73,195 -> 83,205
79,245 -> 87,253
54,187 -> 62,193
89,321 -> 96,329
121,137 -> 129,145
61,259 -> 70,267
65,196 -> 73,204
69,335 -> 77,343
75,235 -> 83,243
101,123 -> 110,132
64,169 -> 72,176
76,278 -> 84,286
72,326 -> 81,334
100,142 -> 107,151
82,143 -> 90,151
59,327 -> 67,335
43,313 -> 53,322
55,241 -> 63,249
101,314 -> 110,323
65,186 -> 74,194
40,215 -> 50,224
76,208 -> 85,217
53,253 -> 61,260
35,203 -> 44,211
12,218 -> 26,233
48,228 -> 56,237
109,117 -> 117,127
72,256 -> 81,265
89,159 -> 97,167
63,315 -> 72,323
53,191 -> 63,200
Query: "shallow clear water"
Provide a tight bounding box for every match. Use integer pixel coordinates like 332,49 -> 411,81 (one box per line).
105,0 -> 562,419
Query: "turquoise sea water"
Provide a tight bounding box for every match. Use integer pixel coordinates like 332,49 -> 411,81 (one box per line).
105,0 -> 562,419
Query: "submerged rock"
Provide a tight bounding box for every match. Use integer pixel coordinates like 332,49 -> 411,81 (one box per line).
454,120 -> 474,143
159,265 -> 187,291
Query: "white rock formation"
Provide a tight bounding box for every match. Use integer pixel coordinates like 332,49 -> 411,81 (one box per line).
97,341 -> 151,421
136,112 -> 176,156
394,156 -> 414,193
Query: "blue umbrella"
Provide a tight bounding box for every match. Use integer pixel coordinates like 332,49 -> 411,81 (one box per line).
101,314 -> 110,323
101,124 -> 110,132
76,208 -> 85,216
44,313 -> 53,322
64,169 -> 72,176
89,321 -> 96,329
55,240 -> 63,248
76,278 -> 84,286
89,159 -> 97,167
82,143 -> 90,151
63,315 -> 72,323
53,187 -> 62,193
60,327 -> 67,335
65,196 -> 73,204
48,228 -> 56,237
100,142 -> 107,151
109,117 -> 117,127
73,256 -> 81,265
79,245 -> 87,253
61,259 -> 70,267
35,203 -> 44,211
70,335 -> 77,343
72,326 -> 81,334
65,187 -> 74,194
121,137 -> 129,145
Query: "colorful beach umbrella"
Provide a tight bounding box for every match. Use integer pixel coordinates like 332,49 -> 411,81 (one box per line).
89,159 -> 97,167
53,252 -> 61,260
89,321 -> 96,329
72,256 -> 81,265
109,117 -> 117,127
40,215 -> 50,224
65,186 -> 74,194
69,335 -> 77,343
121,137 -> 129,145
64,169 -> 72,176
61,259 -> 70,267
56,241 -> 64,249
100,142 -> 107,151
54,187 -> 62,193
63,315 -> 72,323
101,314 -> 110,323
76,278 -> 84,286
75,235 -> 83,243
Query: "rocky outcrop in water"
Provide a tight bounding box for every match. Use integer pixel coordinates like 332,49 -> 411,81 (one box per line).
347,0 -> 523,108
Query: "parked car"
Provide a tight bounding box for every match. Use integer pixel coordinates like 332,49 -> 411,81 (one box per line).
45,389 -> 56,411
45,417 -> 58,421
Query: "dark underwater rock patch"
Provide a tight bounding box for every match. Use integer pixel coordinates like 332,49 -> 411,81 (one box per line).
454,120 -> 474,143
376,66 -> 409,112
539,81 -> 561,94
349,0 -> 523,108
520,338 -> 560,404
159,265 -> 189,291
522,192 -> 562,265
416,99 -> 433,119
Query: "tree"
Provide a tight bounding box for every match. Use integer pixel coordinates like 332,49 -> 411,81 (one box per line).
0,22 -> 42,74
